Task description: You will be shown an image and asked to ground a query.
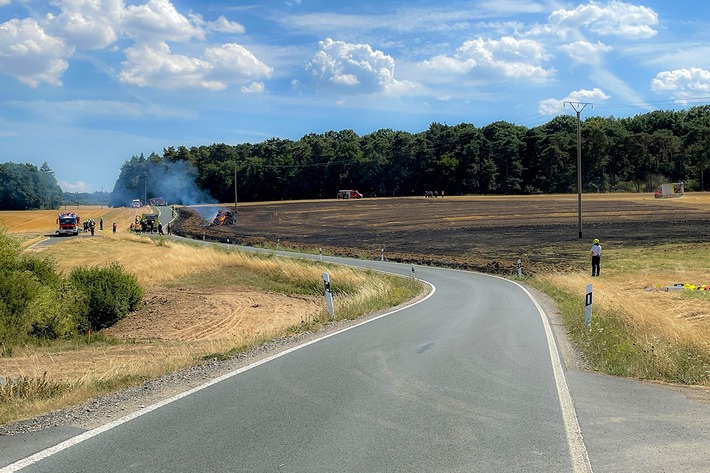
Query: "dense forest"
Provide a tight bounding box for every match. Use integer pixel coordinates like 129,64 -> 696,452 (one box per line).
111,106 -> 710,207
0,162 -> 62,210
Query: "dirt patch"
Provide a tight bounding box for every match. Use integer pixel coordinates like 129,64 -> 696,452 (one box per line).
1,287 -> 320,382
105,286 -> 320,342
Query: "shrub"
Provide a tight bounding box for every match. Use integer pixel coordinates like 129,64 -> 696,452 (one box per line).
69,262 -> 143,330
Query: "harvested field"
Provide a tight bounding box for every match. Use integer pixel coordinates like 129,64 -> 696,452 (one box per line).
173,194 -> 710,274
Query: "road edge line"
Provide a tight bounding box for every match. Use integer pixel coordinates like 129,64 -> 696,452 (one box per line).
0,281 -> 435,472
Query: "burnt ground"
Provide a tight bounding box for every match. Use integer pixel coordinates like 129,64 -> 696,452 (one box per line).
171,195 -> 710,275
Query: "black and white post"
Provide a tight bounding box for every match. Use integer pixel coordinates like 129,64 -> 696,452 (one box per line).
517,258 -> 522,279
585,283 -> 592,329
323,272 -> 334,319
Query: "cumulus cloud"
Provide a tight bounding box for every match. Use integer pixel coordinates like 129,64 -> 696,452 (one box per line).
0,18 -> 71,87
241,82 -> 265,94
119,41 -> 272,90
206,16 -> 246,34
45,0 -> 124,49
549,1 -> 658,39
538,87 -> 610,115
203,43 -> 273,78
306,38 -> 418,95
559,40 -> 613,65
123,0 -> 204,43
651,68 -> 710,103
419,36 -> 554,81
119,42 -> 214,89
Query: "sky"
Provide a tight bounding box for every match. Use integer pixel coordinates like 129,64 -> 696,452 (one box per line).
2,0 -> 710,193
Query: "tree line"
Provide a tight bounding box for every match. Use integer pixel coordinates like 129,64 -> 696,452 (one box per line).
111,106 -> 710,206
0,162 -> 62,210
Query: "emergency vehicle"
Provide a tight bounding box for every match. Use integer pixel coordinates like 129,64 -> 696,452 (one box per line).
337,189 -> 363,199
57,212 -> 80,236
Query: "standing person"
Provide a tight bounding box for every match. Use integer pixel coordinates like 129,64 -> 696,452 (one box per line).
99,217 -> 103,231
167,223 -> 171,235
590,238 -> 602,277
158,222 -> 163,235
90,220 -> 95,236
112,222 -> 117,233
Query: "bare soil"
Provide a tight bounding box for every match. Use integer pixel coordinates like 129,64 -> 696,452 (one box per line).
172,194 -> 710,275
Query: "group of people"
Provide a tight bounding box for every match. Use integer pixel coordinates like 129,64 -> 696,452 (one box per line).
129,215 -> 170,235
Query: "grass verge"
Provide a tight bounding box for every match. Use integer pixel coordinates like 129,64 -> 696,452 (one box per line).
1,235 -> 425,425
530,241 -> 710,386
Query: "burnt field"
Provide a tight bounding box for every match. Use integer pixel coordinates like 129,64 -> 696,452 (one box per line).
172,194 -> 710,275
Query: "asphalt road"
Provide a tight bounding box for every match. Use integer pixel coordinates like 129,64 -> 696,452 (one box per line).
2,247 -> 709,472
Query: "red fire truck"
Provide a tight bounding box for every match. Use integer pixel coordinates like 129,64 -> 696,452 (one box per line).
57,212 -> 80,236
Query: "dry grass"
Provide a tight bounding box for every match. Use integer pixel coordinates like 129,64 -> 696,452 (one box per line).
536,242 -> 710,383
0,206 -> 150,236
1,231 -> 420,424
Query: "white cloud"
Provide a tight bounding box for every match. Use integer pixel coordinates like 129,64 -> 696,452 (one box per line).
559,40 -> 612,65
419,36 -> 554,81
651,68 -> 710,103
306,38 -> 419,95
241,82 -> 265,94
0,0 -> 12,5
15,99 -> 196,119
206,16 -> 246,34
538,87 -> 610,115
549,1 -> 658,39
119,42 -> 214,89
58,180 -> 89,192
45,0 -> 124,50
119,41 -> 272,90
203,43 -> 273,79
123,0 -> 204,43
0,18 -> 71,87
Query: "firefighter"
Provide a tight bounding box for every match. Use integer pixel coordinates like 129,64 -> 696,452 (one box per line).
590,238 -> 602,277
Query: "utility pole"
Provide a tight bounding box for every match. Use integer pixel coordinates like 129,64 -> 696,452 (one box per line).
234,161 -> 243,216
565,101 -> 592,239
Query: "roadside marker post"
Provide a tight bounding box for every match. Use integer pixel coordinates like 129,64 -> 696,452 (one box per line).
585,284 -> 592,329
323,272 -> 334,319
517,258 -> 522,279
411,265 -> 416,280
380,248 -> 384,262
319,248 -> 323,262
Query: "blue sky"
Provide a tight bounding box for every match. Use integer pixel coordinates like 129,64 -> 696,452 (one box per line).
2,0 -> 710,193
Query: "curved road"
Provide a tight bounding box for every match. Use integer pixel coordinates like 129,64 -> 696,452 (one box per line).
2,244 -> 709,472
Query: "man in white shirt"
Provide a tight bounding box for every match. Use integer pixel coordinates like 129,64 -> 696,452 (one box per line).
590,238 -> 601,276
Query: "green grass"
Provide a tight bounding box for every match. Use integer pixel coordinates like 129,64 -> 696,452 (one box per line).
530,278 -> 710,385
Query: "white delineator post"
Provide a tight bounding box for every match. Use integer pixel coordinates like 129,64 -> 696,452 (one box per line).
319,247 -> 323,262
380,248 -> 384,262
323,272 -> 334,319
585,283 -> 592,329
517,258 -> 522,279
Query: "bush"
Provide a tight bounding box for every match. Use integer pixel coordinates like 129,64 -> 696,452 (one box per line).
0,229 -> 90,348
69,262 -> 143,330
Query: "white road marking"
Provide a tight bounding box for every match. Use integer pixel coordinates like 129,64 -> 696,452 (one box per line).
510,279 -> 594,473
1,282 -> 436,472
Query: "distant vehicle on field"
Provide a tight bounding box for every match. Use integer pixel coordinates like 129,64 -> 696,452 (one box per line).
131,199 -> 142,208
337,189 -> 363,199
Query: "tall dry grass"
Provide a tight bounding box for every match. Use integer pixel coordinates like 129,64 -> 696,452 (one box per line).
2,233 -> 423,424
535,242 -> 710,384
